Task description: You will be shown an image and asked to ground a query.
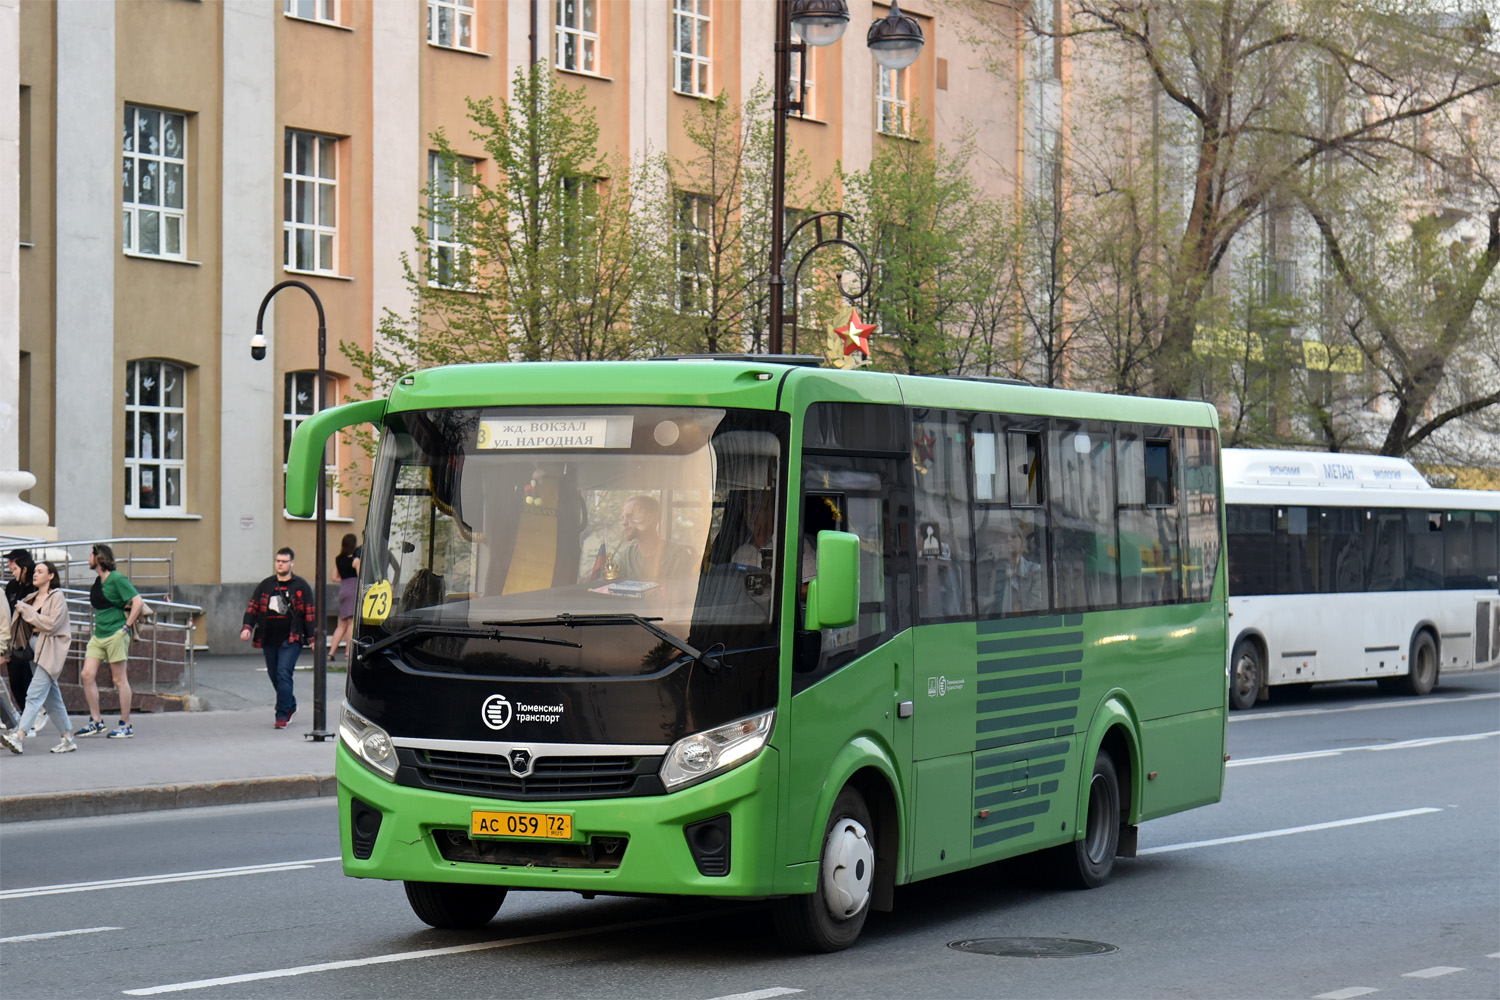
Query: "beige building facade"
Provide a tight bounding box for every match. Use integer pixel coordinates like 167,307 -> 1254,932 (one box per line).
14,0 -> 1027,644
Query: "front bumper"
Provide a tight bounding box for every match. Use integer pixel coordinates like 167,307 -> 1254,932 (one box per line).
336,742 -> 782,897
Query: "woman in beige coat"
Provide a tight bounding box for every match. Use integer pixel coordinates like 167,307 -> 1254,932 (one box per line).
1,561 -> 75,754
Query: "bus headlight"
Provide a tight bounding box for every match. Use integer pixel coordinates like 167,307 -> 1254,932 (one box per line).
660,711 -> 774,792
339,703 -> 398,781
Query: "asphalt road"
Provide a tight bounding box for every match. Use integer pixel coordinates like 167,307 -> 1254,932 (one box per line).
2,671 -> 1496,1000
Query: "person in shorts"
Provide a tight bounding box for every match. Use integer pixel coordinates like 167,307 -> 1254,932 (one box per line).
75,543 -> 145,739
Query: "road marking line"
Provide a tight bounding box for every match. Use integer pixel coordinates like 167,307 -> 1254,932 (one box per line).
0,926 -> 122,944
1313,988 -> 1378,999
1231,691 -> 1499,722
125,908 -> 741,996
1489,952 -> 1500,959
0,857 -> 341,900
1229,731 -> 1498,767
1139,808 -> 1442,856
1402,966 -> 1463,978
704,990 -> 804,1000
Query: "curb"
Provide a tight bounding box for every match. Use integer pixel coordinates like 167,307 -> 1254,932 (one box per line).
0,773 -> 338,823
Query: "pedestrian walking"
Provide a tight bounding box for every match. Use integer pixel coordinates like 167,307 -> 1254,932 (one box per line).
3,548 -> 37,722
1,561 -> 77,754
240,547 -> 315,729
326,533 -> 360,666
75,543 -> 145,739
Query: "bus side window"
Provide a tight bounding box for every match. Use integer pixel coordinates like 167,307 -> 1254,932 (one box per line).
912,411 -> 973,621
1405,509 -> 1444,590
1365,509 -> 1405,591
1473,511 -> 1499,591
1442,511 -> 1474,589
1181,428 -> 1221,602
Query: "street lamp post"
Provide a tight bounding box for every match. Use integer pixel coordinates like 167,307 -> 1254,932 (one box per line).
251,279 -> 333,742
768,0 -> 925,355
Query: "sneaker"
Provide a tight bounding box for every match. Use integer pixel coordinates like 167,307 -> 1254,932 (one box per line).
49,737 -> 77,754
106,723 -> 134,739
29,708 -> 48,736
1,731 -> 22,754
75,718 -> 107,738
274,714 -> 288,729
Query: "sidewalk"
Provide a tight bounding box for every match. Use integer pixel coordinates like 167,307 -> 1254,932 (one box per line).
0,650 -> 350,823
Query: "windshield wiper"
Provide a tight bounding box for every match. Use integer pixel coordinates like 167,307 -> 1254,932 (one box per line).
358,623 -> 582,660
486,614 -> 723,672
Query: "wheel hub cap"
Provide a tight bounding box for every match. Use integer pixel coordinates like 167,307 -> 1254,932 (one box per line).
822,817 -> 873,919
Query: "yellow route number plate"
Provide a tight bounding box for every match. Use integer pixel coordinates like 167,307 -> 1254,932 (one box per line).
471,810 -> 573,840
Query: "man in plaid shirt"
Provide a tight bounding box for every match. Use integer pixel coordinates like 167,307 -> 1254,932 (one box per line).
240,547 -> 315,729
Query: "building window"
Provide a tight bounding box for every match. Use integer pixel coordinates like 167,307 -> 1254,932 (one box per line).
676,192 -> 712,313
283,0 -> 337,24
122,105 -> 188,259
672,0 -> 711,97
877,65 -> 911,137
428,152 -> 477,288
789,44 -> 813,118
428,0 -> 475,49
125,360 -> 187,514
284,371 -> 341,518
556,0 -> 598,74
284,130 -> 338,274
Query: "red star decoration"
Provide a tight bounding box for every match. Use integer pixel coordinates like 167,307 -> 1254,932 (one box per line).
833,308 -> 874,357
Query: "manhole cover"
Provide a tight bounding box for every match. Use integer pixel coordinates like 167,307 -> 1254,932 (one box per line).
949,937 -> 1119,958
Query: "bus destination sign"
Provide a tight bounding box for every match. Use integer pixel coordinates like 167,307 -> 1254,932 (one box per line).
476,415 -> 633,450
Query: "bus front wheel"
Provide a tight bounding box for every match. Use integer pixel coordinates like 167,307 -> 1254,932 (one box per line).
1383,631 -> 1439,697
1229,639 -> 1262,710
1054,752 -> 1121,890
403,880 -> 507,929
772,787 -> 875,952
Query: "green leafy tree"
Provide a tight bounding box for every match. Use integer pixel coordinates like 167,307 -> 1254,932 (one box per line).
343,63 -> 644,397
845,133 -> 1014,375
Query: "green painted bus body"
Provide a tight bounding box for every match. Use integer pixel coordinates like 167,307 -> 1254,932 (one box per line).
292,360 -> 1227,901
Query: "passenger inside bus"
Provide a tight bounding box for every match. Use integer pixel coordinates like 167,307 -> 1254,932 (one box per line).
612,494 -> 694,582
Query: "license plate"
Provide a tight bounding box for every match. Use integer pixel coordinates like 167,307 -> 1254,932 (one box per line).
471,810 -> 573,840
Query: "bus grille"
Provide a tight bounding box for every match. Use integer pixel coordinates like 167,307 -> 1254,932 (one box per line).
404,749 -> 665,800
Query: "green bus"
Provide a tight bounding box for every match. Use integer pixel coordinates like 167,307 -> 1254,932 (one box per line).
288,357 -> 1227,952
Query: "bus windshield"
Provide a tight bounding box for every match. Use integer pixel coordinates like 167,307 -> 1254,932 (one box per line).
361,405 -> 787,675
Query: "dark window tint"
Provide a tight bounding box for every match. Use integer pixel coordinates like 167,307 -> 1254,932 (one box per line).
1365,509 -> 1405,592
1318,507 -> 1364,592
794,453 -> 911,691
1145,439 -> 1174,506
1474,511 -> 1499,590
1227,504 -> 1275,596
1443,511 -> 1477,589
1181,429 -> 1221,602
1274,506 -> 1318,595
803,401 -> 907,453
1405,509 -> 1444,590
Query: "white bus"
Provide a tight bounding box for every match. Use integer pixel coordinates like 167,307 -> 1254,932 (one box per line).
1224,449 -> 1500,709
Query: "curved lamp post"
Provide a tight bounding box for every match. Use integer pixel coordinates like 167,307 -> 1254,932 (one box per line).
252,279 -> 332,743
768,0 -> 924,355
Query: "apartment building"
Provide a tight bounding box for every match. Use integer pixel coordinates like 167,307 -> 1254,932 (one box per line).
12,0 -> 1025,637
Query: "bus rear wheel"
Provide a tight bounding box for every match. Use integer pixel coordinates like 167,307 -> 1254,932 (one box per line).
1385,631 -> 1439,696
772,787 -> 874,952
403,880 -> 507,929
1229,639 -> 1262,710
1054,752 -> 1121,890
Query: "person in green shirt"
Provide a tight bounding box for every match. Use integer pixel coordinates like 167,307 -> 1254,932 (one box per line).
74,543 -> 144,739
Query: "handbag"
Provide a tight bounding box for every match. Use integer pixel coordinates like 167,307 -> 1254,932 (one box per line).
10,615 -> 33,666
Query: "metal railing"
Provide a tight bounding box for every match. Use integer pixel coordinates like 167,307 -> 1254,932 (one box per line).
58,589 -> 201,697
0,534 -> 178,598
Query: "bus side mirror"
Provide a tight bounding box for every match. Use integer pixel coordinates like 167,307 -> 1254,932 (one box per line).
805,530 -> 860,630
